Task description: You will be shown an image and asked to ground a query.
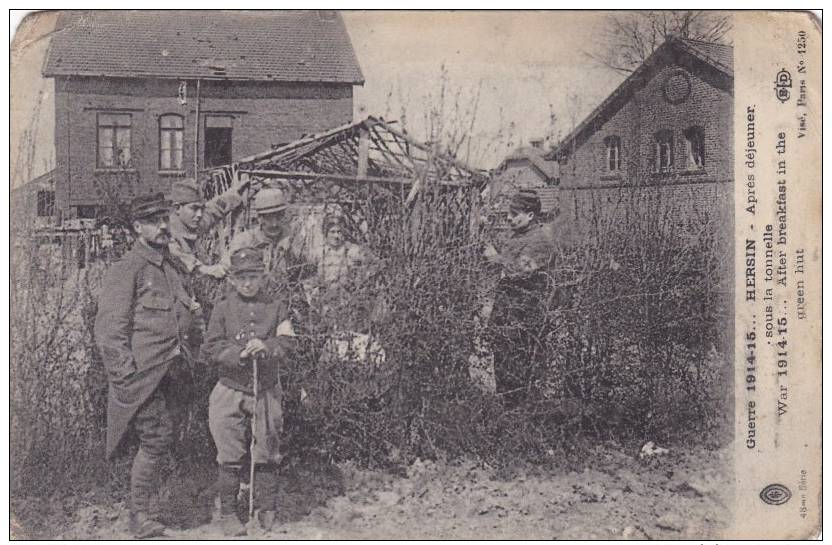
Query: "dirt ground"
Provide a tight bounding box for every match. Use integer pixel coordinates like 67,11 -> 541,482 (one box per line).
12,442 -> 731,540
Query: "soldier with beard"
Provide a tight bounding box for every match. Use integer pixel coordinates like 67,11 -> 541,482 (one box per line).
95,193 -> 201,538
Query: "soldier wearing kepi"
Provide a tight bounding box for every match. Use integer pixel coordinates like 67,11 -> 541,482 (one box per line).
94,193 -> 200,539
484,189 -> 556,407
168,176 -> 248,279
202,247 -> 296,535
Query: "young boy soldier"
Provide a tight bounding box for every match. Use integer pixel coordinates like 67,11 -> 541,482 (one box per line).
202,246 -> 295,535
484,189 -> 557,407
168,176 -> 249,279
94,193 -> 201,538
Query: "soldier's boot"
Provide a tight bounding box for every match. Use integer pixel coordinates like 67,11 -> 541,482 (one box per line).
129,448 -> 167,539
209,464 -> 246,537
252,463 -> 280,532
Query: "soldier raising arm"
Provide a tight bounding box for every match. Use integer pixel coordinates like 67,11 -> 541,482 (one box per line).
168,175 -> 249,279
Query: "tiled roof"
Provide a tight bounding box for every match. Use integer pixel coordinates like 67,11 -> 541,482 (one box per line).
677,38 -> 733,75
550,37 -> 733,158
43,10 -> 364,83
502,145 -> 559,180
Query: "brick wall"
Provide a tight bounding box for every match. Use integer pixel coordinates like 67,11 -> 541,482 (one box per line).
559,61 -> 732,190
53,76 -> 354,215
558,181 -> 732,233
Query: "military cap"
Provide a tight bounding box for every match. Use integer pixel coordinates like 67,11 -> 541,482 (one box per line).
253,187 -> 289,214
130,192 -> 171,221
509,190 -> 542,215
229,247 -> 266,274
169,179 -> 203,205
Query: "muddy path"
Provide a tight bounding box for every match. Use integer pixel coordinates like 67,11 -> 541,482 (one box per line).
14,444 -> 731,540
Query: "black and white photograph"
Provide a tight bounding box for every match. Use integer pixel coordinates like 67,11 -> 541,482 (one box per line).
8,9 -> 821,540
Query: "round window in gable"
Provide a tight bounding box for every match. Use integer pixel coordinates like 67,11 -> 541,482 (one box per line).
662,69 -> 692,104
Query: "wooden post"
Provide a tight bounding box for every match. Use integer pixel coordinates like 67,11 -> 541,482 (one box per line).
193,79 -> 201,177
357,125 -> 369,178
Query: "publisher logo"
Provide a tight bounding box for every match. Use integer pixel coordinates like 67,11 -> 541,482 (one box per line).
760,483 -> 792,505
774,69 -> 792,103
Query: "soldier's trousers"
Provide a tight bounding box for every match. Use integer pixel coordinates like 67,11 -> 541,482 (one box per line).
208,381 -> 283,466
129,381 -> 175,514
492,285 -> 549,408
493,327 -> 542,407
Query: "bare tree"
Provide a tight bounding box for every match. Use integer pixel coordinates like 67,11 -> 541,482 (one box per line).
587,11 -> 732,74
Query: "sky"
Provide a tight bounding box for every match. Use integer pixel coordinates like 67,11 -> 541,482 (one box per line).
10,10 -> 626,186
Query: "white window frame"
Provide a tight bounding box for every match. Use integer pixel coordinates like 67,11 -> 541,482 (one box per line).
97,113 -> 132,169
159,114 -> 185,171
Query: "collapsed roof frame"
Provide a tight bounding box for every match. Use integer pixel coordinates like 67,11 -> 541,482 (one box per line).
200,117 -> 491,259
204,116 -> 489,205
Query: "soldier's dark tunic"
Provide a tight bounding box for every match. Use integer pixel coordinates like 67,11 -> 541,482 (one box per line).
95,240 -> 197,459
202,288 -> 295,464
202,289 -> 294,395
490,222 -> 557,405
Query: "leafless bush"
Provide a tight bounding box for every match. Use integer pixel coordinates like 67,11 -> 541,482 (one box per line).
11,169 -> 731,495
10,232 -> 110,496
276,178 -> 731,468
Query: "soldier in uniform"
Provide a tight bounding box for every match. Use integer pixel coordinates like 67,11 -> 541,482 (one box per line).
225,187 -> 291,275
202,247 -> 296,534
168,176 -> 249,279
225,186 -> 314,317
94,193 -> 201,538
484,189 -> 557,407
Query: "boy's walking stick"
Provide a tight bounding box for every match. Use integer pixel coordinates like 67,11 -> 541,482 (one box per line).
248,354 -> 259,523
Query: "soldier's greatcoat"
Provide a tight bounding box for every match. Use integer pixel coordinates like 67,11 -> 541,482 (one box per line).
94,240 -> 197,459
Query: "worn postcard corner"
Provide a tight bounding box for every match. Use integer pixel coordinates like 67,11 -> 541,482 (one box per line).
731,10 -> 822,540
9,9 -> 822,540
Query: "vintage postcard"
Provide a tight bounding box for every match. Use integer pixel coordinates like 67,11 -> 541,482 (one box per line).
9,10 -> 821,540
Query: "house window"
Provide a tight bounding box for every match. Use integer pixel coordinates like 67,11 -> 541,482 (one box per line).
654,130 -> 674,173
76,205 -> 99,219
159,115 -> 185,171
36,190 -> 55,217
97,113 -> 132,168
204,116 -> 233,168
604,135 -> 621,172
684,126 -> 705,169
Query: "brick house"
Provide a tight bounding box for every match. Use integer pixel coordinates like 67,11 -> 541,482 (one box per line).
496,138 -> 559,190
486,138 -> 560,222
42,10 -> 363,220
552,37 -> 732,190
11,169 -> 57,233
543,37 -> 732,232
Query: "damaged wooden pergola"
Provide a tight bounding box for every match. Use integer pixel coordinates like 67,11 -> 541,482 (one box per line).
202,117 -> 491,258
204,116 -> 489,204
